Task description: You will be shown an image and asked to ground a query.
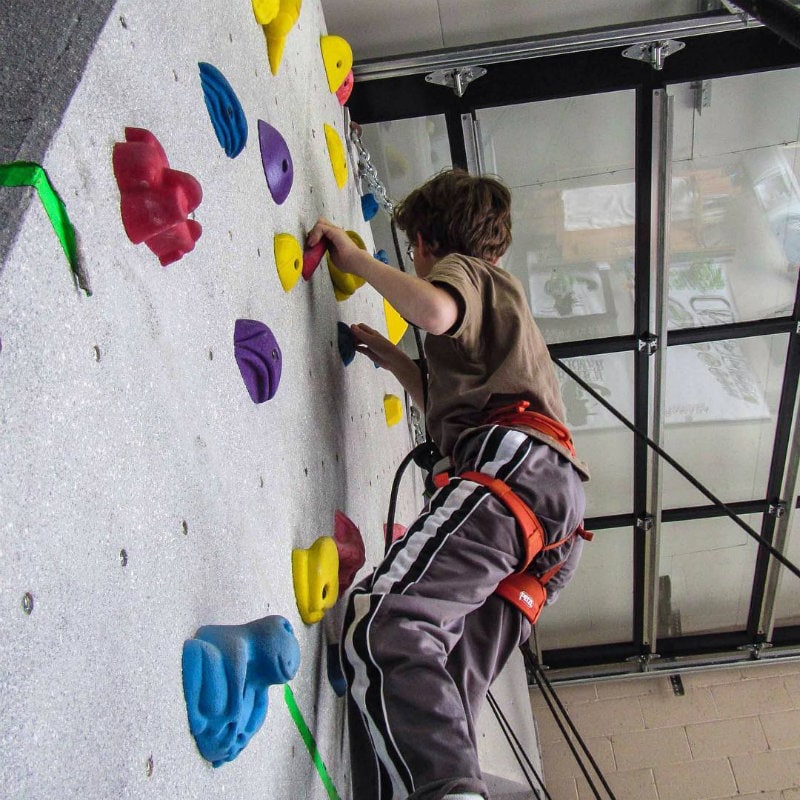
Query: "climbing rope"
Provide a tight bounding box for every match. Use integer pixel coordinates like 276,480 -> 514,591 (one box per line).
486,688 -> 553,799
522,646 -> 619,800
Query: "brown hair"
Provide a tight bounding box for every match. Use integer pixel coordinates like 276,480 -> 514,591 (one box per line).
393,168 -> 512,262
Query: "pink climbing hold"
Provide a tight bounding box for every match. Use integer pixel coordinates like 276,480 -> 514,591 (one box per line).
112,127 -> 203,266
384,523 -> 407,544
336,70 -> 354,105
333,510 -> 365,592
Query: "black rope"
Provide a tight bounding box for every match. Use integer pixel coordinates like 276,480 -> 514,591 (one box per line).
553,356 -> 800,583
523,647 -> 618,800
486,689 -> 553,800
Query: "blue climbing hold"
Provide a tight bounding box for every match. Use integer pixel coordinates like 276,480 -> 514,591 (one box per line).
182,615 -> 300,766
327,642 -> 347,697
198,62 -> 248,158
337,321 -> 356,366
361,192 -> 379,221
374,249 -> 389,264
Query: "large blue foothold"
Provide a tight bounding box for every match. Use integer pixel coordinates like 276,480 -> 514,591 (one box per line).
198,62 -> 248,158
337,321 -> 356,366
182,615 -> 301,766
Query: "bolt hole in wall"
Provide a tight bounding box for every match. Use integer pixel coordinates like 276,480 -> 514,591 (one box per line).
358,65 -> 800,655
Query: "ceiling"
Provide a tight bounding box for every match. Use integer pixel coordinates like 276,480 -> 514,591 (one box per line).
321,0 -> 703,61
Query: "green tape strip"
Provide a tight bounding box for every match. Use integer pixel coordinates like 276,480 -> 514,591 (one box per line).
0,161 -> 89,295
283,683 -> 342,800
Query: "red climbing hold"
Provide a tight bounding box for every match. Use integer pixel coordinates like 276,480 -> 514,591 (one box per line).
302,239 -> 327,280
333,510 -> 365,591
112,127 -> 203,266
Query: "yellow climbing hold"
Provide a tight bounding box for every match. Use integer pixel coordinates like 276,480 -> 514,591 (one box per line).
320,35 -> 353,93
384,394 -> 403,427
274,233 -> 303,292
327,230 -> 366,301
383,299 -> 408,345
291,536 -> 339,625
265,0 -> 302,74
323,123 -> 348,189
251,0 -> 279,24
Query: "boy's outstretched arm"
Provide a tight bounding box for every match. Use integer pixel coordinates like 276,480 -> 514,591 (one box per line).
350,323 -> 425,409
307,219 -> 458,336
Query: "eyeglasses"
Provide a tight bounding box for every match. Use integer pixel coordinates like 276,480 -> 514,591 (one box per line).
405,242 -> 415,262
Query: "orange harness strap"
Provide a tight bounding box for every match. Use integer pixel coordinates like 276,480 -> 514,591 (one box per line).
429,404 -> 585,625
484,401 -> 577,459
459,470 -> 545,572
455,470 -> 549,625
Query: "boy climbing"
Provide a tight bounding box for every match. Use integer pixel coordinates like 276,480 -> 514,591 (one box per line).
307,168 -> 590,800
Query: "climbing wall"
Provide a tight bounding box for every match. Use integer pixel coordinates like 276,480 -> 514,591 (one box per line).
0,0 -> 421,797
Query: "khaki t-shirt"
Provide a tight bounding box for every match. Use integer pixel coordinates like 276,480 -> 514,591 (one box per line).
424,254 -> 589,478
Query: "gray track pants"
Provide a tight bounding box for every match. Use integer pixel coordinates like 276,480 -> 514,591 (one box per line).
341,426 -> 586,800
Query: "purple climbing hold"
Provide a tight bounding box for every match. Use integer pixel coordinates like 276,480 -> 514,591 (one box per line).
234,319 -> 282,403
258,119 -> 293,205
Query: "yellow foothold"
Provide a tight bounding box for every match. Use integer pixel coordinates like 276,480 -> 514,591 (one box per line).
383,299 -> 408,345
327,230 -> 366,300
274,233 -> 303,292
251,0 -> 279,24
265,0 -> 302,74
320,35 -> 353,94
323,123 -> 348,189
291,536 -> 339,625
384,394 -> 403,427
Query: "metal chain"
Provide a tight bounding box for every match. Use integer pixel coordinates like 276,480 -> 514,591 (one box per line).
349,121 -> 395,216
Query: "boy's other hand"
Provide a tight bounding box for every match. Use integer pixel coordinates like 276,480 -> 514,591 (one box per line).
350,323 -> 398,370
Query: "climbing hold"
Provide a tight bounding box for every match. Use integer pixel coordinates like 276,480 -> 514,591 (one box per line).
336,70 -> 354,105
333,510 -> 365,592
258,120 -> 293,204
384,394 -> 403,427
0,161 -> 89,295
327,230 -> 366,300
383,299 -> 408,345
112,127 -> 202,266
323,123 -> 347,189
320,35 -> 353,94
274,233 -> 303,292
374,248 -> 389,264
327,642 -> 346,697
385,522 -> 407,544
264,0 -> 302,75
234,319 -> 282,403
182,614 -> 300,767
251,0 -> 279,24
302,239 -> 326,281
292,536 -> 339,625
198,63 -> 248,158
361,192 -> 378,221
337,322 -> 356,366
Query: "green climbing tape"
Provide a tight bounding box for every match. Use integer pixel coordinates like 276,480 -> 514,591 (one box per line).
283,684 -> 342,800
0,161 -> 90,295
